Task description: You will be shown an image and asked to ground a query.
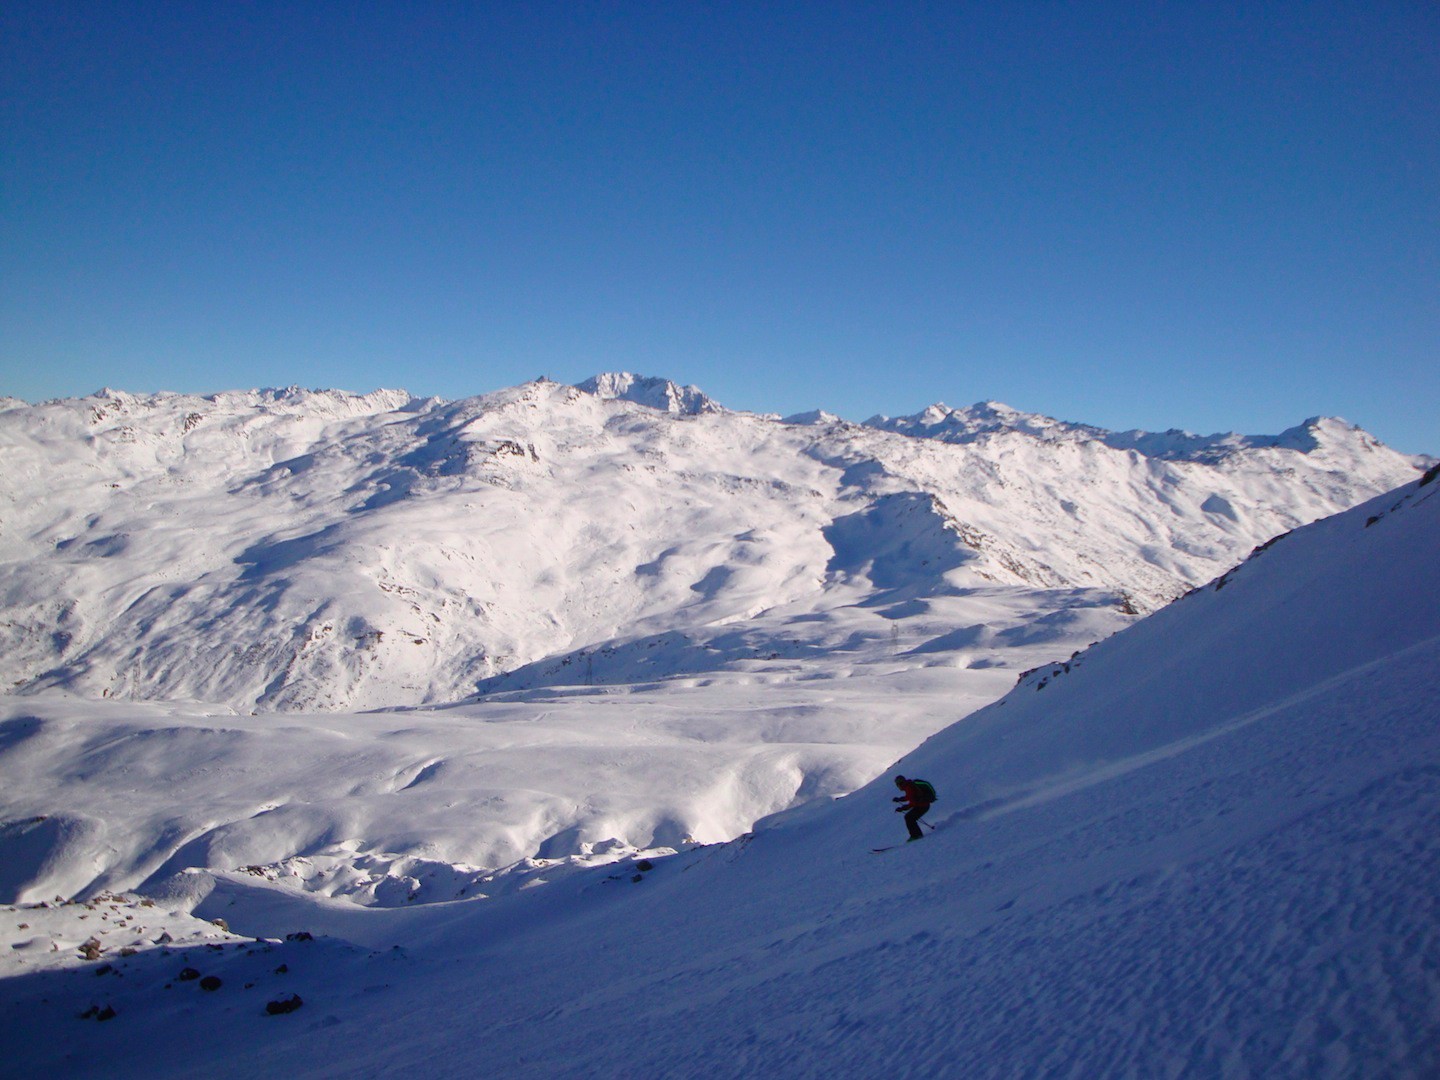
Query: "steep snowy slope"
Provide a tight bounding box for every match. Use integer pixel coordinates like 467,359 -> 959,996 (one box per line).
0,376 -> 1425,714
2,466 -> 1434,1078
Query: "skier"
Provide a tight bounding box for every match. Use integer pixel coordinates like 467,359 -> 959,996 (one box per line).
892,775 -> 935,842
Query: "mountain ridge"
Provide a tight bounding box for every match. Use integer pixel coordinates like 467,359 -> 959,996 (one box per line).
10,373 -> 1427,464
864,397 -> 1407,463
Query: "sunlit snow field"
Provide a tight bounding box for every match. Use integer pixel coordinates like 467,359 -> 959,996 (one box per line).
1,379 -> 1435,1076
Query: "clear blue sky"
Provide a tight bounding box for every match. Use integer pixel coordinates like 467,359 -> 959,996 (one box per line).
3,2 -> 1436,452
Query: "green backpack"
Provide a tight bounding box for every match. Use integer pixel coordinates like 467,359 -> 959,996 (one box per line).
911,778 -> 938,803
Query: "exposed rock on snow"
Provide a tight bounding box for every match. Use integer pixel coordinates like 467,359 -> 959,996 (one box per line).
576,371 -> 721,415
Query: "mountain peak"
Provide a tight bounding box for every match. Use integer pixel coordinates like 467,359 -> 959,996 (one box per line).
577,373 -> 722,416
781,409 -> 844,426
865,400 -> 1083,443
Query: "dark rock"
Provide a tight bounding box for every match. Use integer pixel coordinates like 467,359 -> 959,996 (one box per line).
200,975 -> 222,992
265,993 -> 304,1016
285,931 -> 314,942
177,967 -> 201,981
78,938 -> 103,961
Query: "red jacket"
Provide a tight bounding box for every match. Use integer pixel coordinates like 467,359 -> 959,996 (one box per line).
897,779 -> 932,809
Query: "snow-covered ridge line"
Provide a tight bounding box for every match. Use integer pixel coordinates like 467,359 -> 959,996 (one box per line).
12,373 -> 1429,465
863,399 -> 1423,464
70,385 -> 427,418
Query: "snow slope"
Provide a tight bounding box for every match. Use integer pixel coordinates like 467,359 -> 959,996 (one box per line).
1,464 -> 1434,1077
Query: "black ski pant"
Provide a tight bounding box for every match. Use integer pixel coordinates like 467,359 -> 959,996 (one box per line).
904,803 -> 931,840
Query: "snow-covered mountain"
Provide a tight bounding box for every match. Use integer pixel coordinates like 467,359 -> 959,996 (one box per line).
0,371 -> 1428,897
576,371 -> 721,415
0,376 -> 1426,715
868,398 -> 1399,462
2,451 -> 1435,1077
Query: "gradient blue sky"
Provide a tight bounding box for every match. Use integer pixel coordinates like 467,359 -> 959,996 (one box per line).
3,2 -> 1436,452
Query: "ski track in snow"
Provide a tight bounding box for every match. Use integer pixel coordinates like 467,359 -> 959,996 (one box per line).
937,630 -> 1440,832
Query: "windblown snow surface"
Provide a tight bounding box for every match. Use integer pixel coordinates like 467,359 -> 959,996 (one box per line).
0,371 -> 1436,1077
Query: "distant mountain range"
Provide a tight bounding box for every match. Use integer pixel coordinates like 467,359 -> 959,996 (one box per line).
0,376 -> 1428,712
